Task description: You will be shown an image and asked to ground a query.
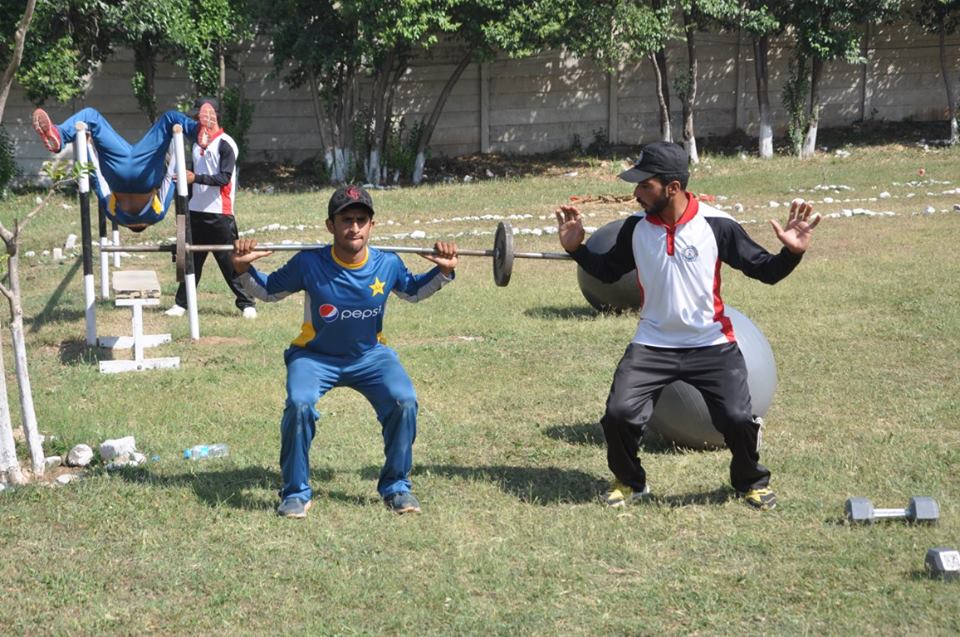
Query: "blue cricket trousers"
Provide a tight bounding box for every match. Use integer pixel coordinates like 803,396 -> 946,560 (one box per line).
280,344 -> 418,503
56,108 -> 198,192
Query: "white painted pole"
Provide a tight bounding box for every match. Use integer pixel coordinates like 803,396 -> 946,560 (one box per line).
173,126 -> 200,341
100,234 -> 110,299
132,303 -> 144,363
112,226 -> 121,268
76,123 -> 97,347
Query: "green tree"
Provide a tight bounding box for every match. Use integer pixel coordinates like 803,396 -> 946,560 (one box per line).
566,0 -> 677,143
102,0 -> 196,123
912,0 -> 960,144
2,0 -> 114,113
711,1 -> 780,158
260,0 -> 456,184
410,0 -> 565,184
778,0 -> 901,158
258,0 -> 363,182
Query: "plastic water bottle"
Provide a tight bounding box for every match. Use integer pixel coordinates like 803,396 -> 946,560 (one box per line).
183,443 -> 229,460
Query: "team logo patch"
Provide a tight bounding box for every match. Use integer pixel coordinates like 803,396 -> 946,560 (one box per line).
319,304 -> 339,323
345,185 -> 361,200
679,245 -> 699,262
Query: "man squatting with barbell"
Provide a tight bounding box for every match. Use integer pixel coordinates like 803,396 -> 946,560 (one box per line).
231,185 -> 458,518
557,141 -> 820,510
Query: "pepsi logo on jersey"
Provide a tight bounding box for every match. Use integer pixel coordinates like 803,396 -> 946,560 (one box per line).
318,303 -> 382,323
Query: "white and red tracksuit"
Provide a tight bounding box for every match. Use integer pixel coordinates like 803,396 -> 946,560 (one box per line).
175,131 -> 254,311
568,193 -> 803,492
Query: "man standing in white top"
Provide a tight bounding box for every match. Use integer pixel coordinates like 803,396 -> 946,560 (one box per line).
167,97 -> 256,319
556,142 -> 820,511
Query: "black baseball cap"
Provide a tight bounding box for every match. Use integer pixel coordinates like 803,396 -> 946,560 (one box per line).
328,185 -> 375,218
618,141 -> 689,183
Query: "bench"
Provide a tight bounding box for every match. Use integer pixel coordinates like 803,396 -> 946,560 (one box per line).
98,270 -> 180,373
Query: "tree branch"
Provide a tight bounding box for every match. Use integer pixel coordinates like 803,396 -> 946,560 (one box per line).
0,0 -> 38,122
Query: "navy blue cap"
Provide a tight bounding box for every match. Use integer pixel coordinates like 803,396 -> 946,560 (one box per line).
618,142 -> 689,183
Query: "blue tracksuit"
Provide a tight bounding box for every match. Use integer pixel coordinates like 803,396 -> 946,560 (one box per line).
56,108 -> 198,227
239,245 -> 453,502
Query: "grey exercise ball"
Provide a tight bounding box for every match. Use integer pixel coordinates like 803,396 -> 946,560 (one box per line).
648,307 -> 777,450
575,219 -> 778,450
576,219 -> 641,312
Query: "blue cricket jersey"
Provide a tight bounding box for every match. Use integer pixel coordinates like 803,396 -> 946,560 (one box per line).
238,246 -> 454,358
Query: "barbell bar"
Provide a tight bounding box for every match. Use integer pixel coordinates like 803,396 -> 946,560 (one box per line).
97,221 -> 574,287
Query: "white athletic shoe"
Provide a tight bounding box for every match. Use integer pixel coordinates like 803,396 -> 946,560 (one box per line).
242,307 -> 257,319
164,305 -> 186,317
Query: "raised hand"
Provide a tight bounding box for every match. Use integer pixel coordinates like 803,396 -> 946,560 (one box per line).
555,204 -> 585,252
770,198 -> 821,255
420,241 -> 458,276
231,238 -> 273,274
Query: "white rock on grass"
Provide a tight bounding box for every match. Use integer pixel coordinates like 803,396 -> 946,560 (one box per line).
409,230 -> 426,240
64,234 -> 78,250
45,456 -> 62,470
733,203 -> 744,213
879,191 -> 891,199
67,444 -> 94,467
100,436 -> 137,462
56,474 -> 79,485
52,248 -> 64,261
924,206 -> 936,215
768,201 -> 780,208
25,251 -> 35,258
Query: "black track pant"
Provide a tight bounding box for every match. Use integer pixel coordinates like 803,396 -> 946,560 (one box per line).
174,212 -> 254,311
601,341 -> 770,493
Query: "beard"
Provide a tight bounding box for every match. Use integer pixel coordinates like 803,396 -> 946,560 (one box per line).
642,191 -> 671,217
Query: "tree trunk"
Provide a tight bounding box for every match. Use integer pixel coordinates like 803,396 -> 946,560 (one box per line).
216,44 -> 226,104
939,22 -> 959,145
5,244 -> 43,476
650,53 -> 672,142
0,0 -> 37,124
0,316 -> 24,485
307,70 -> 334,179
801,57 -> 823,159
412,52 -> 472,185
681,13 -> 698,164
366,52 -> 398,185
134,41 -> 159,123
753,36 -> 773,159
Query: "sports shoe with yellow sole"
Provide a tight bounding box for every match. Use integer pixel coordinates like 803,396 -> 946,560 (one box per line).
739,487 -> 777,510
602,479 -> 651,507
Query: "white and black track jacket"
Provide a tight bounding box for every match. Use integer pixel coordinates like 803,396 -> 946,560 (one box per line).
190,132 -> 239,215
569,193 -> 802,348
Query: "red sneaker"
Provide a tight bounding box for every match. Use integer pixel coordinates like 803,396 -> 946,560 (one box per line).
197,102 -> 219,148
32,108 -> 62,153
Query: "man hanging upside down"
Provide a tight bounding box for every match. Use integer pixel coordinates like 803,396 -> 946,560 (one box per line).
32,105 -> 218,231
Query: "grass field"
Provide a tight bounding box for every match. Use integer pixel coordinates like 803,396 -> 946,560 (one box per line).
1,141 -> 959,635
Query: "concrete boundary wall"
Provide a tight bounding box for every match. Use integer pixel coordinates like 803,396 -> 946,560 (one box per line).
4,20 -> 958,178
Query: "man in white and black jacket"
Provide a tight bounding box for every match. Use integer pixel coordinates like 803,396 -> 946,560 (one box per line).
556,141 -> 821,511
167,97 -> 257,319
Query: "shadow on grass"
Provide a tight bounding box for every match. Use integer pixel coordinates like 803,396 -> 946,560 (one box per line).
542,421 -> 688,455
651,487 -> 733,508
57,338 -> 100,365
523,306 -> 601,320
27,258 -> 83,333
371,463 -> 605,504
112,464 -> 333,511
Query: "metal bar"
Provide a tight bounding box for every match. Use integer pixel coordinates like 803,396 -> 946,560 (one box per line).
99,242 -> 574,261
189,243 -> 574,261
